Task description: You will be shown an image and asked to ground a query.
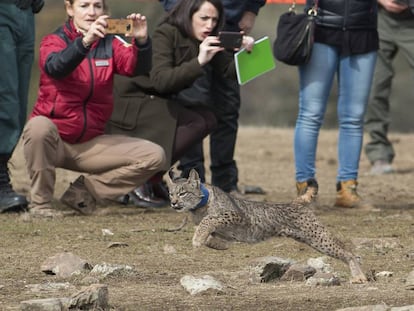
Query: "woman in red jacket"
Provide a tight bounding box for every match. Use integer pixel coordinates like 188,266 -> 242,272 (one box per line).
21,0 -> 166,217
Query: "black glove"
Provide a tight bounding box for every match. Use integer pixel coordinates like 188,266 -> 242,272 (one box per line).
31,0 -> 44,13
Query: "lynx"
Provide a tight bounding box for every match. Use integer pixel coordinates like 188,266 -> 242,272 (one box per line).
166,169 -> 368,284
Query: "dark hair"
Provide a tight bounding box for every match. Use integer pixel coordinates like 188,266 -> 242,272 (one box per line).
164,0 -> 224,38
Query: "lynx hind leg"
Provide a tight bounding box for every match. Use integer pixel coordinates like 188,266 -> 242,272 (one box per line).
206,235 -> 229,250
285,210 -> 368,283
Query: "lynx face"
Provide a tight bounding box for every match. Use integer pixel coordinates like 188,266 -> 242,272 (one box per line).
166,170 -> 204,212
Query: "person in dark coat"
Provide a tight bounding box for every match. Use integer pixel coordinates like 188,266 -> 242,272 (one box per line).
0,0 -> 44,213
159,0 -> 266,196
107,0 -> 255,207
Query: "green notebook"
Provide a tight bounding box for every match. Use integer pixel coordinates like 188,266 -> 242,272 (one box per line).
234,36 -> 276,85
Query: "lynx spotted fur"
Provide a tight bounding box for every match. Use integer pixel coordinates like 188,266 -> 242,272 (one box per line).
166,169 -> 367,284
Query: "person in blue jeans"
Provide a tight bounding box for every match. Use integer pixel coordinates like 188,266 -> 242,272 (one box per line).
295,0 -> 379,210
158,0 -> 266,196
0,0 -> 44,213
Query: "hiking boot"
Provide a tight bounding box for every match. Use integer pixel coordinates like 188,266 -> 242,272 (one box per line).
296,178 -> 318,195
334,180 -> 377,210
296,181 -> 308,196
0,160 -> 28,213
60,175 -> 96,215
369,160 -> 394,175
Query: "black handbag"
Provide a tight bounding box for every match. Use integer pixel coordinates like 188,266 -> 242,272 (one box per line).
273,1 -> 318,66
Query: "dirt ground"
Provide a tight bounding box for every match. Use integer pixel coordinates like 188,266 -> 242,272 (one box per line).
1,127 -> 414,311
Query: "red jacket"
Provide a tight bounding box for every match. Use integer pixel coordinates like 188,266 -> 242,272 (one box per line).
31,20 -> 149,143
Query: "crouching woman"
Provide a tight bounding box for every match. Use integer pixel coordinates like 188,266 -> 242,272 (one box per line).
22,0 -> 166,217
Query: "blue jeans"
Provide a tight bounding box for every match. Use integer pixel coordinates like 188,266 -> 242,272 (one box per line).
294,43 -> 377,182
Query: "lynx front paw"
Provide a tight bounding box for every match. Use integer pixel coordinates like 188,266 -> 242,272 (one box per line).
350,274 -> 368,284
192,235 -> 203,248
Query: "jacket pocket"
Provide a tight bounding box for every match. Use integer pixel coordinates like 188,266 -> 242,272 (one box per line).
109,93 -> 147,130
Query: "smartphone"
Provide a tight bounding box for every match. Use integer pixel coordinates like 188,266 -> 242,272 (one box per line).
218,31 -> 243,49
106,19 -> 132,34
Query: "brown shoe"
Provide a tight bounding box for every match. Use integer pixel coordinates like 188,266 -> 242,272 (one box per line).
334,180 -> 377,210
296,181 -> 308,196
60,175 -> 96,215
296,178 -> 318,196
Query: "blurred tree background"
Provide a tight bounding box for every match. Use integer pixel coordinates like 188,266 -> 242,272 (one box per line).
30,0 -> 414,131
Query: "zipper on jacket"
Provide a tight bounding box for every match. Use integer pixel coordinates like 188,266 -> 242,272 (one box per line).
76,56 -> 94,143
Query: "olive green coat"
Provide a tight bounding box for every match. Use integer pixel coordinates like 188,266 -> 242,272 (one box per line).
107,22 -> 236,169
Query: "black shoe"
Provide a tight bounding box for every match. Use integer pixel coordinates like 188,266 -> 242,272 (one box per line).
0,188 -> 28,213
0,159 -> 28,213
117,194 -> 130,205
152,181 -> 170,201
128,183 -> 168,208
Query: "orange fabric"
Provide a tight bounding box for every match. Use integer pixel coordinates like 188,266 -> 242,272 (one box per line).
266,0 -> 306,3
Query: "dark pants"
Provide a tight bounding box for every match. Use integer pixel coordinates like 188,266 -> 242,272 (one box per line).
172,106 -> 217,165
178,69 -> 241,192
150,105 -> 217,185
0,3 -> 35,156
364,9 -> 414,164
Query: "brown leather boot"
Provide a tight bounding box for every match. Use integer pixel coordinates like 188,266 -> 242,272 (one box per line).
335,180 -> 376,210
296,178 -> 318,196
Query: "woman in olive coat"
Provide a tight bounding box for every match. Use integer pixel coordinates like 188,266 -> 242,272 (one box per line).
107,0 -> 254,207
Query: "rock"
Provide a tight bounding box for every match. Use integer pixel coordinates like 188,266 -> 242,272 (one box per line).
375,271 -> 393,278
405,270 -> 414,290
406,251 -> 414,261
90,263 -> 133,278
163,244 -> 177,254
107,242 -> 128,248
280,263 -> 316,281
20,298 -> 70,311
247,256 -> 294,283
80,276 -> 101,285
305,272 -> 341,287
69,284 -> 109,310
40,252 -> 92,278
180,275 -> 224,295
25,282 -> 73,293
101,229 -> 114,236
390,306 -> 414,311
307,256 -> 333,273
334,304 -> 388,311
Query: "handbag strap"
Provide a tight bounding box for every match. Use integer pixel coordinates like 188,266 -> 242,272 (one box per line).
288,0 -> 319,14
308,0 -> 318,16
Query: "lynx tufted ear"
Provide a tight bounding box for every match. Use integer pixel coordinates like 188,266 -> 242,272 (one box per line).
188,169 -> 200,181
166,168 -> 175,188
188,169 -> 201,189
